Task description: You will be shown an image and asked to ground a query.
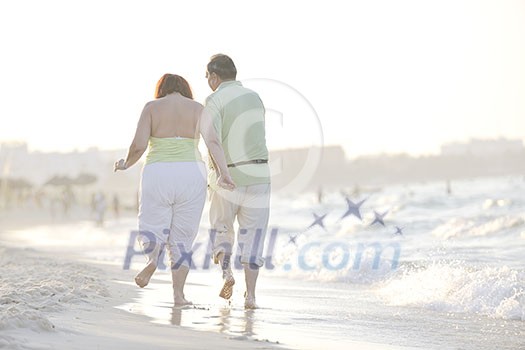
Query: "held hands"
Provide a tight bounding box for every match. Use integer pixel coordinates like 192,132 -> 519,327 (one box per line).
114,159 -> 126,172
217,173 -> 236,191
114,157 -> 234,190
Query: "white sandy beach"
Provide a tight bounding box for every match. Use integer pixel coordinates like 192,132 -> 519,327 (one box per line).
2,176 -> 524,350
0,242 -> 283,350
0,208 -> 286,350
0,208 -> 412,350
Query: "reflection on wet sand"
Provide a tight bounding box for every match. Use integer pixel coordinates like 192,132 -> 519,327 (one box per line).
169,305 -> 256,339
218,307 -> 230,334
123,274 -> 352,349
242,310 -> 255,337
171,307 -> 182,326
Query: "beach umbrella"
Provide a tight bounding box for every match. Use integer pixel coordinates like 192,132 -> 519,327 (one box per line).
44,175 -> 75,187
72,173 -> 98,203
0,177 -> 33,189
73,173 -> 98,186
11,178 -> 33,189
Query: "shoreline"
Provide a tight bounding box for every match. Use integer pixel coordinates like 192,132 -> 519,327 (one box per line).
0,242 -> 288,350
1,177 -> 524,350
0,208 -> 289,350
0,209 -> 417,350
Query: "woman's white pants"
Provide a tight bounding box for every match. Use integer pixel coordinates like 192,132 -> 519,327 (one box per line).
137,161 -> 207,269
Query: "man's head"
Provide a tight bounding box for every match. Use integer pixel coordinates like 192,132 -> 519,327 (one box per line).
206,54 -> 237,91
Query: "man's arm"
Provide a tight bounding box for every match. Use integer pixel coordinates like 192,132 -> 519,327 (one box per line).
199,108 -> 235,190
203,97 -> 223,174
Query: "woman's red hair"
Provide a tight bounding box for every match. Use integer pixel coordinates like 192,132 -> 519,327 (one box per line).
155,74 -> 193,99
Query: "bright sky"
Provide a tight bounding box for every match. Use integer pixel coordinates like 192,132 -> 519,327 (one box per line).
0,0 -> 524,157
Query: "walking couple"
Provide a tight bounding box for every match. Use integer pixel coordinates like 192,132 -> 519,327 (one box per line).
114,54 -> 271,310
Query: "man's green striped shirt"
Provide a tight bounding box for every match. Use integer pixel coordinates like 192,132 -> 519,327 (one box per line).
204,81 -> 270,187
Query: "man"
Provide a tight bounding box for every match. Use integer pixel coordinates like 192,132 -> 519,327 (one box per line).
204,54 -> 271,309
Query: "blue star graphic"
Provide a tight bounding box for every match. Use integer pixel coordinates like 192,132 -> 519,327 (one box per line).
370,210 -> 389,226
393,226 -> 404,236
288,234 -> 298,245
308,213 -> 328,230
340,197 -> 366,221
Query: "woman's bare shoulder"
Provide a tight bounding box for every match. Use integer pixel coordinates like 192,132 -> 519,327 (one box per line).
143,99 -> 157,109
183,97 -> 204,109
143,97 -> 170,112
182,98 -> 204,115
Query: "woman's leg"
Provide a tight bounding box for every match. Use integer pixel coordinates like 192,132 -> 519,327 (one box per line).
134,237 -> 162,288
136,164 -> 172,288
168,162 -> 207,305
171,265 -> 191,306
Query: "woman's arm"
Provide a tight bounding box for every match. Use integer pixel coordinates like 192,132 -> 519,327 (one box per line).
199,108 -> 235,190
114,103 -> 152,171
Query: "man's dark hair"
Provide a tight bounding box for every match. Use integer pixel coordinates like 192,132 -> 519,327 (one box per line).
207,54 -> 237,80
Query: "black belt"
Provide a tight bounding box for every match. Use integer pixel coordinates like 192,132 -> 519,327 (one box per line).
227,159 -> 268,168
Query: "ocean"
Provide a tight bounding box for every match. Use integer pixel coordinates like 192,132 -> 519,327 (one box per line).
3,175 -> 524,349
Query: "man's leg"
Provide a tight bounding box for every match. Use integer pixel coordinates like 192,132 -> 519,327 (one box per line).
217,252 -> 235,299
209,187 -> 240,300
243,264 -> 260,309
237,184 -> 271,309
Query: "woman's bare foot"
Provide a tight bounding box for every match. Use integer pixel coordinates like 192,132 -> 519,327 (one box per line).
134,262 -> 157,288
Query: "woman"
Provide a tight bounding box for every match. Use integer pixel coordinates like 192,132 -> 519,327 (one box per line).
114,74 -> 235,306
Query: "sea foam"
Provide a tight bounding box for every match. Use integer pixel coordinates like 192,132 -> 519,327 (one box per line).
377,263 -> 525,321
432,215 -> 525,240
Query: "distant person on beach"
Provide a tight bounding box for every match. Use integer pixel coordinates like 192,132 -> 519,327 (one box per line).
204,54 -> 271,309
112,194 -> 120,219
114,73 -> 234,306
94,192 -> 107,226
90,192 -> 97,214
61,186 -> 74,217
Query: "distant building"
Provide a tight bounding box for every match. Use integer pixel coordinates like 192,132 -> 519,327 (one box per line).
440,138 -> 525,157
269,145 -> 348,192
0,142 -> 140,193
2,138 -> 524,199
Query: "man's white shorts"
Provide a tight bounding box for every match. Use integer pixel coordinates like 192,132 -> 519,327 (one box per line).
209,183 -> 271,267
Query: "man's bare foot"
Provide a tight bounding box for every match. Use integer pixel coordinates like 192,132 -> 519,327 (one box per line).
134,262 -> 157,288
244,294 -> 258,309
174,297 -> 193,307
219,271 -> 235,300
